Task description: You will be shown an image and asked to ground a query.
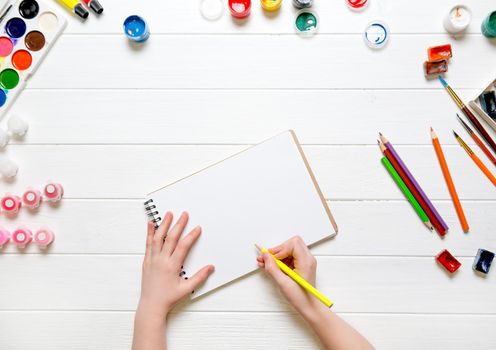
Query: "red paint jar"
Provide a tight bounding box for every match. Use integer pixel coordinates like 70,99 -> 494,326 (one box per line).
229,0 -> 251,18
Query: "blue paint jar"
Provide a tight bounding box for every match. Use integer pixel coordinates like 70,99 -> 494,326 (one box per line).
123,15 -> 150,42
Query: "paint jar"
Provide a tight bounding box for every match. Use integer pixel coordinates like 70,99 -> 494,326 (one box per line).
481,11 -> 496,38
363,21 -> 389,49
123,15 -> 150,42
228,0 -> 251,18
12,227 -> 32,248
200,0 -> 224,21
22,188 -> 42,209
260,0 -> 281,12
346,0 -> 368,11
43,182 -> 64,202
443,5 -> 471,34
293,0 -> 312,9
34,228 -> 55,249
0,227 -> 10,248
1,194 -> 22,214
294,10 -> 318,36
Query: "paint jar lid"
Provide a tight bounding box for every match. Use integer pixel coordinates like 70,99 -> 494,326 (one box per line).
200,0 -> 224,21
294,9 -> 318,36
363,20 -> 389,49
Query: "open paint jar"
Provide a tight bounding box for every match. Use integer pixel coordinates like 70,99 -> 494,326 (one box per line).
363,20 -> 389,49
228,0 -> 251,18
346,0 -> 368,11
294,10 -> 318,35
123,15 -> 150,42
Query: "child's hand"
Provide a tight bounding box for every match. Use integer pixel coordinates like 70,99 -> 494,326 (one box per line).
138,211 -> 215,317
256,236 -> 325,318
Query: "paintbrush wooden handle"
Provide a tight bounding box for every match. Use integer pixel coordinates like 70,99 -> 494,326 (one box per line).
472,133 -> 496,166
463,106 -> 496,155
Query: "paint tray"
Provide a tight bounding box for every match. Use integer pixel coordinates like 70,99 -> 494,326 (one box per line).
0,0 -> 66,120
469,78 -> 496,132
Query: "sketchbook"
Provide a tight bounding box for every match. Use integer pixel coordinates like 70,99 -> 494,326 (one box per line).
144,130 -> 338,298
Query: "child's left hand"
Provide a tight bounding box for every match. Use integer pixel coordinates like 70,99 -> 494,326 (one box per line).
137,211 -> 215,318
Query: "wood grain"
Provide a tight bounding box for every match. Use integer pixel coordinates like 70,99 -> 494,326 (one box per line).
11,89 -> 495,145
0,255 -> 493,313
0,200 -> 494,255
27,35 -> 496,90
2,145 -> 495,200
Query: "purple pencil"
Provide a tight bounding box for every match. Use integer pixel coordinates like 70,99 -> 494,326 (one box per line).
379,133 -> 449,232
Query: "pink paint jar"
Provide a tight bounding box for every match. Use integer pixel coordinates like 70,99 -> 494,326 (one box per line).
1,194 -> 22,214
44,183 -> 64,202
12,228 -> 32,248
34,228 -> 54,249
0,227 -> 10,248
22,188 -> 42,209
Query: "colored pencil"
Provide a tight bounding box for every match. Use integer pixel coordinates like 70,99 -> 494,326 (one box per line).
379,140 -> 446,235
453,131 -> 496,186
381,156 -> 433,230
456,114 -> 496,166
255,244 -> 333,308
439,76 -> 496,156
431,128 -> 469,232
379,133 -> 449,234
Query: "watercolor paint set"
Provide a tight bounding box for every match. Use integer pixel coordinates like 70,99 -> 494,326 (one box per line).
469,78 -> 496,132
0,0 -> 66,119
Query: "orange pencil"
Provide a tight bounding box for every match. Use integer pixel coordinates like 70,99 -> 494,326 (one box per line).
431,128 -> 469,232
454,131 -> 496,187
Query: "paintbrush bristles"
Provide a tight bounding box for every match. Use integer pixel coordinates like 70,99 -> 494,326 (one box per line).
254,243 -> 262,252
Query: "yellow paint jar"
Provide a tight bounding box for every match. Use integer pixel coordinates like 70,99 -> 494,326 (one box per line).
260,0 -> 282,12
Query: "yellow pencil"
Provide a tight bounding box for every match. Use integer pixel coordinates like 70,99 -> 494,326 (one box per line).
255,244 -> 333,308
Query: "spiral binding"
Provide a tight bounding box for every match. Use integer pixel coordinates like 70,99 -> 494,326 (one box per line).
144,199 -> 161,228
143,199 -> 189,282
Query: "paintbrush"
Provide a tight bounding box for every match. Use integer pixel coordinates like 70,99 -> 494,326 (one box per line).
439,76 -> 496,156
456,114 -> 496,166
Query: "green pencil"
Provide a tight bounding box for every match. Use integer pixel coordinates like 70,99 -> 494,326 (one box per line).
381,156 -> 433,230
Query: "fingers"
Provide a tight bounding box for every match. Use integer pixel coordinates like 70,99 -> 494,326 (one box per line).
144,221 -> 155,261
152,212 -> 173,255
184,265 -> 215,293
270,236 -> 313,266
260,252 -> 289,287
163,212 -> 189,256
172,225 -> 202,264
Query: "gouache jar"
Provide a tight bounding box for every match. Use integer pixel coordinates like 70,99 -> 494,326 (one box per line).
34,228 -> 55,249
43,182 -> 64,202
12,228 -> 32,248
229,0 -> 251,18
123,15 -> 150,42
481,11 -> 496,38
1,194 -> 22,214
260,0 -> 281,12
0,227 -> 10,247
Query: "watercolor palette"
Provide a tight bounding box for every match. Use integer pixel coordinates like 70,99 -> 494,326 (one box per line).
469,78 -> 496,132
0,0 -> 66,119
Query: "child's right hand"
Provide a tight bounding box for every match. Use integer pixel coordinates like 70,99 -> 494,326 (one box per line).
256,236 -> 328,319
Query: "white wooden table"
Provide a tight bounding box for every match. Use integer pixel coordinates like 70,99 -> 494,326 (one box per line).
1,0 -> 496,348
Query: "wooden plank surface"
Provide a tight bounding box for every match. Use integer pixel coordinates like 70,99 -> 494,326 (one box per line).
1,0 -> 495,348
26,35 -> 496,90
0,200 -> 494,255
0,255 -> 494,313
10,89 -> 495,145
2,145 -> 495,200
1,311 -> 495,350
